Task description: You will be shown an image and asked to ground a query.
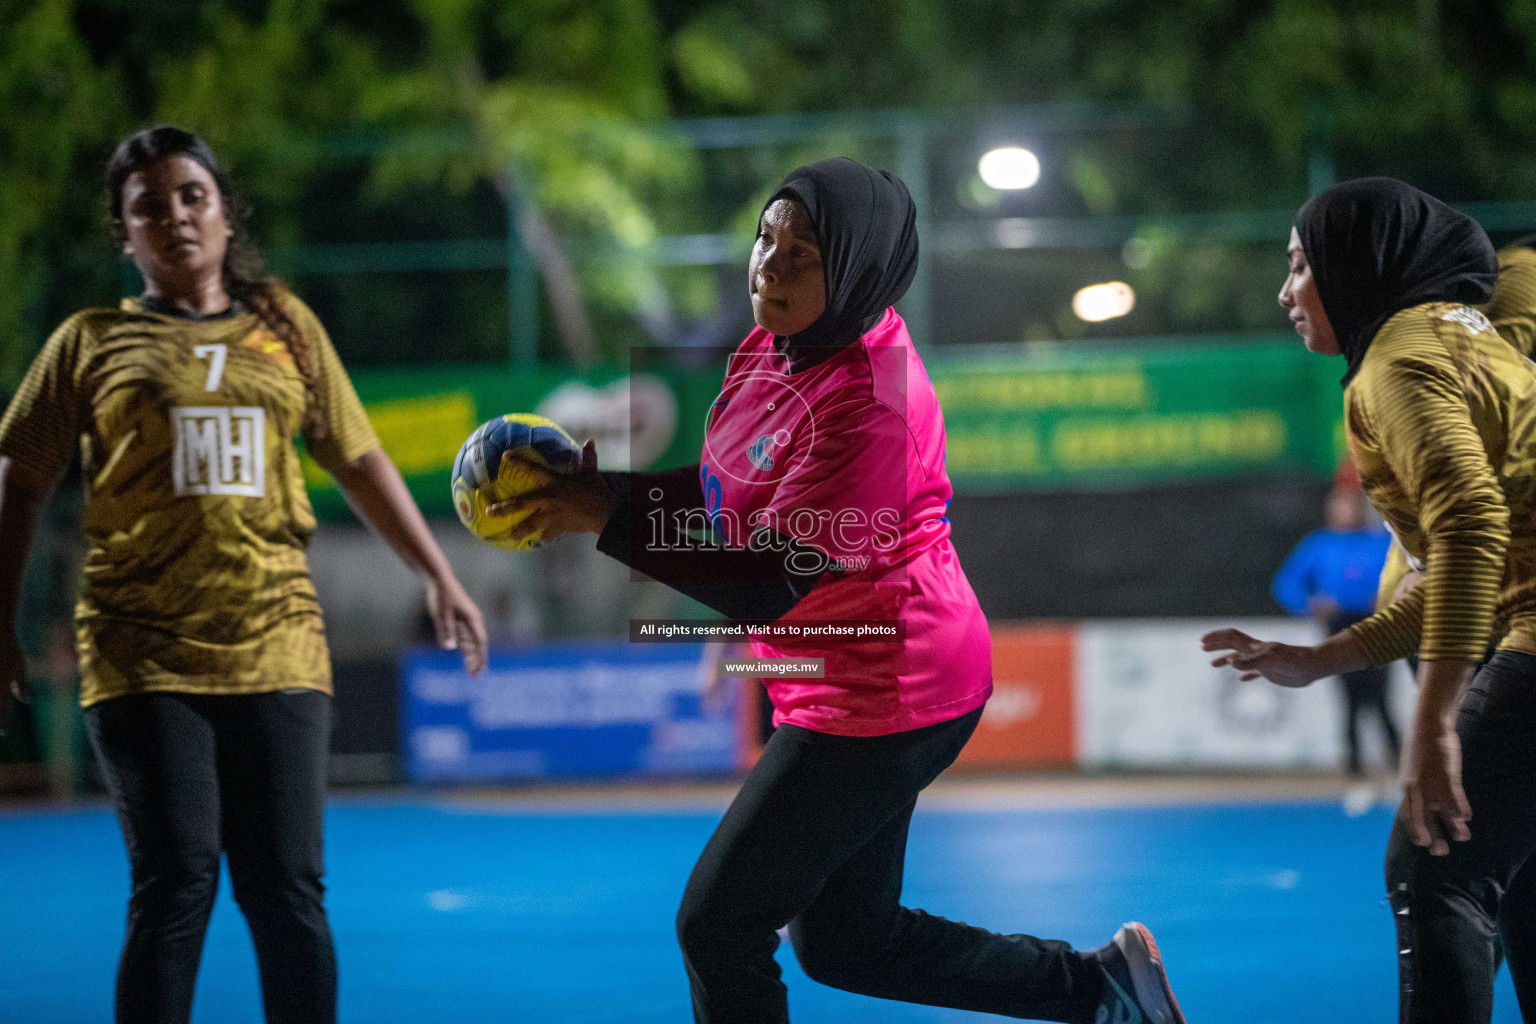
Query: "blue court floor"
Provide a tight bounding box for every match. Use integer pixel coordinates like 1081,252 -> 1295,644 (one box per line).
0,792 -> 1521,1023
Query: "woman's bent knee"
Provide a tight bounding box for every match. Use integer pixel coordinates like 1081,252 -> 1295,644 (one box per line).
789,917 -> 873,991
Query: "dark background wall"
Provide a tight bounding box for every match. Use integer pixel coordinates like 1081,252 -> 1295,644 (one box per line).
946,476 -> 1333,619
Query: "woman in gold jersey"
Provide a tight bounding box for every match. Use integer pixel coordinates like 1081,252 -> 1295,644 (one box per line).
1486,238 -> 1536,358
1204,177 -> 1536,1023
0,126 -> 488,1024
1373,237 -> 1536,618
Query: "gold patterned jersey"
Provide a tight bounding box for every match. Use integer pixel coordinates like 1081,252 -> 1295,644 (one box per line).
0,292 -> 379,705
1374,534 -> 1417,613
1345,301 -> 1536,665
1484,245 -> 1536,357
1374,246 -> 1536,614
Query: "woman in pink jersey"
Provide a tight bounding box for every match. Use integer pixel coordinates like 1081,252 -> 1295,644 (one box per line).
493,157 -> 1184,1024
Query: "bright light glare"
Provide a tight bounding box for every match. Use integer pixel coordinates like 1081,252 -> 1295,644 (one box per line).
1073,282 -> 1136,322
977,147 -> 1040,190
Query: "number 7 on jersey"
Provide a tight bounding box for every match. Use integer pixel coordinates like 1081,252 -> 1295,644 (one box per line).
193,344 -> 227,392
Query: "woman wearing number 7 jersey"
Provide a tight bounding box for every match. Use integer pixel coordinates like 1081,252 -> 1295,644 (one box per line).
489,157 -> 1185,1024
1204,177 -> 1536,1024
0,126 -> 487,1024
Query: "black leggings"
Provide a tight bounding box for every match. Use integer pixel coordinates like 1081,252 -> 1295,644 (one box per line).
1330,611 -> 1401,776
676,706 -> 1104,1024
1341,666 -> 1400,776
86,689 -> 335,1024
1386,651 -> 1536,1023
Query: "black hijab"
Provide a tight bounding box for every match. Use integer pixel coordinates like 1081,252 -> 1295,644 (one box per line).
1296,176 -> 1497,384
765,157 -> 919,370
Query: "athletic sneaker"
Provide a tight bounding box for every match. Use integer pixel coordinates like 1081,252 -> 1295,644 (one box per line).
1089,922 -> 1188,1024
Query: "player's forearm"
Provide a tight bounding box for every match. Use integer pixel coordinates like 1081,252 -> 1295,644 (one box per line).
1307,626 -> 1371,679
1412,658 -> 1478,736
0,458 -> 45,629
595,502 -> 822,622
601,545 -> 814,622
599,466 -> 705,521
330,448 -> 454,581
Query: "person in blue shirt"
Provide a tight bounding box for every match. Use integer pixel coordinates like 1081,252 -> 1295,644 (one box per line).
1273,487 -> 1399,776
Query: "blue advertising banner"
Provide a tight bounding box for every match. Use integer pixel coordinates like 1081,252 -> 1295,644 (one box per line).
402,642 -> 740,782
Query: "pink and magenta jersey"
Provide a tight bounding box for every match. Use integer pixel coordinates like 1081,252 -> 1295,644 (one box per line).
701,309 -> 992,736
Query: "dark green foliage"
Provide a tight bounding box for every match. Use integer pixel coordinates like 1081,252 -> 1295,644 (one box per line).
7,0 -> 1536,382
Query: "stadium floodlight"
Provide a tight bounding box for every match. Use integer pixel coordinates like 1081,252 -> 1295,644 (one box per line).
977,147 -> 1040,190
1072,282 -> 1136,322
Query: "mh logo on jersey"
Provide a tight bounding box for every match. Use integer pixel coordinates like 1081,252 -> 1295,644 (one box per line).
1442,306 -> 1493,334
747,433 -> 783,471
172,406 -> 265,497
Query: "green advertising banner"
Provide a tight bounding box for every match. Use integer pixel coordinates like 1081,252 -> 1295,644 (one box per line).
930,335 -> 1346,493
310,335 -> 1346,520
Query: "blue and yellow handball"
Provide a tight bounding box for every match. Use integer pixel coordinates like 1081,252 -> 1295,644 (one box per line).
451,413 -> 581,551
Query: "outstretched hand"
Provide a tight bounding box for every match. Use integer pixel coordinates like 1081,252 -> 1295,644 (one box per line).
1200,628 -> 1324,688
486,439 -> 615,545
